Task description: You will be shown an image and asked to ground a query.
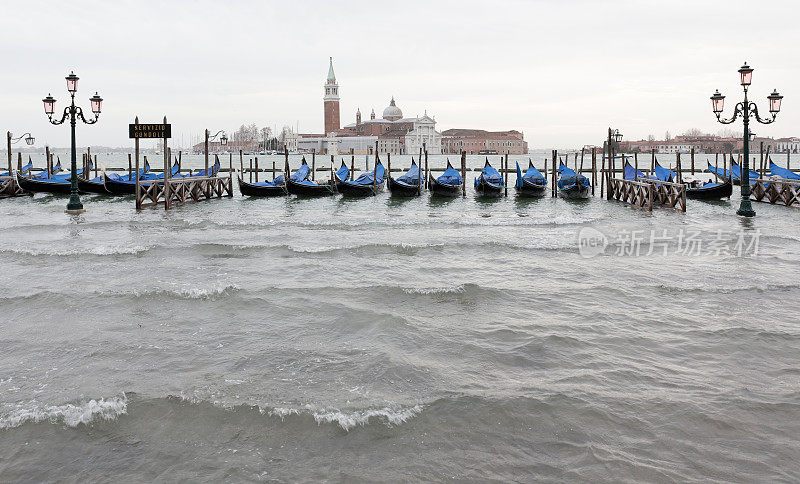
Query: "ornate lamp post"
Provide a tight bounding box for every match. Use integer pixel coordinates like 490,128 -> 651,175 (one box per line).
42,71 -> 103,214
605,128 -> 623,198
203,129 -> 228,175
711,62 -> 782,217
6,132 -> 35,174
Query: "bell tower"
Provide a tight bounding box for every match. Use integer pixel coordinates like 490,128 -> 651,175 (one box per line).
324,57 -> 340,134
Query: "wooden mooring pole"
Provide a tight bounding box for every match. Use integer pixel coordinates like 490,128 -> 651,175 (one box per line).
134,116 -> 141,210
504,152 -> 509,196
460,151 -> 467,197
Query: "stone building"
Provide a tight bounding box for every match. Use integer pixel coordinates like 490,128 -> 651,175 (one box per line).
441,129 -> 527,155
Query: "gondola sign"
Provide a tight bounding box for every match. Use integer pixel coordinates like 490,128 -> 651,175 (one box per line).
129,123 -> 171,139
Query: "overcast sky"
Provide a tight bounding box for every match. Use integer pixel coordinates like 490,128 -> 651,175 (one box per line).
2,0 -> 797,149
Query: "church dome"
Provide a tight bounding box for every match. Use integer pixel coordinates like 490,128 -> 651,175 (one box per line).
382,97 -> 403,121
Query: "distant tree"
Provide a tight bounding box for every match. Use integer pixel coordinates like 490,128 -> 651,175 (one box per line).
683,128 -> 706,137
647,134 -> 655,142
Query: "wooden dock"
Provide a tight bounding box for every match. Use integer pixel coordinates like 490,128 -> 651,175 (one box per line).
134,118 -> 234,210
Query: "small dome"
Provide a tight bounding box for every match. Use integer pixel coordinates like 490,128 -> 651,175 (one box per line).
382,97 -> 403,120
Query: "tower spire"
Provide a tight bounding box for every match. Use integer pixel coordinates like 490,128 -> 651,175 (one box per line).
327,57 -> 336,84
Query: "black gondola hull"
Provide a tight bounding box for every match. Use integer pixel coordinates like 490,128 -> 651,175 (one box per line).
238,177 -> 287,197
686,181 -> 733,200
16,174 -> 72,194
428,176 -> 462,197
78,178 -> 110,194
515,180 -> 547,197
558,185 -> 590,199
475,177 -> 504,197
388,177 -> 421,196
335,179 -> 383,196
103,174 -> 162,196
287,178 -> 334,196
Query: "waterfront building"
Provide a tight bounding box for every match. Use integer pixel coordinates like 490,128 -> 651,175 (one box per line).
776,137 -> 800,153
441,129 -> 528,155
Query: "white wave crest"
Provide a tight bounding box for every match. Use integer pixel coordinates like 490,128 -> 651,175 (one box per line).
310,405 -> 423,431
173,284 -> 240,299
3,245 -> 150,256
0,396 -> 128,430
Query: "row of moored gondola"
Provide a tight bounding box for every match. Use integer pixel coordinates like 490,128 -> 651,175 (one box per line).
622,157 -> 797,200
13,159 -> 220,195
239,157 -> 592,199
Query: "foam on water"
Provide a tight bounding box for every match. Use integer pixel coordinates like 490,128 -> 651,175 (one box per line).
0,396 -> 128,430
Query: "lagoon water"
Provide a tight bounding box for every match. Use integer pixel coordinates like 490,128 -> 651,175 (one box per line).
2,153 -> 800,481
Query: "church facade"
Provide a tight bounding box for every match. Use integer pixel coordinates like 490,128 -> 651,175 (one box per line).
297,58 -> 443,155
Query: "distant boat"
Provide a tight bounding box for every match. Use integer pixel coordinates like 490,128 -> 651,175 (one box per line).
428,160 -> 463,197
557,163 -> 590,199
515,160 -> 546,197
388,159 -> 422,196
474,159 -> 504,196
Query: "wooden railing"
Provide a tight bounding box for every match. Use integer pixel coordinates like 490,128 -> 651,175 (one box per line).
136,173 -> 233,210
750,177 -> 800,208
607,177 -> 686,212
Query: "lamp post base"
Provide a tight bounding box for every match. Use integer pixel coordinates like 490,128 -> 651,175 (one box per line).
737,199 -> 756,217
65,208 -> 86,215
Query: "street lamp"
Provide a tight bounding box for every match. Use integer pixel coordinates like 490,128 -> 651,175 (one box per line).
711,62 -> 782,217
6,132 -> 35,174
43,71 -> 102,214
607,127 -> 623,182
204,129 -> 227,175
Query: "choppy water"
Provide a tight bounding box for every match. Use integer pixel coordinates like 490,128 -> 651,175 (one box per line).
2,153 -> 800,482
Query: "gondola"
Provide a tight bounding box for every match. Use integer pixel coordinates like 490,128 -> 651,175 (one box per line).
16,161 -> 94,195
428,160 -> 463,197
286,158 -> 336,196
654,162 -> 677,182
388,159 -> 422,196
31,160 -> 63,179
706,162 -> 756,185
557,163 -> 590,199
80,161 -> 152,194
514,161 -> 547,197
769,161 -> 800,181
623,161 -> 660,181
238,173 -> 287,197
686,180 -> 733,200
16,172 -> 72,194
103,161 -> 180,195
1,161 -> 32,177
474,159 -> 504,196
658,161 -> 731,200
335,160 -> 385,196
